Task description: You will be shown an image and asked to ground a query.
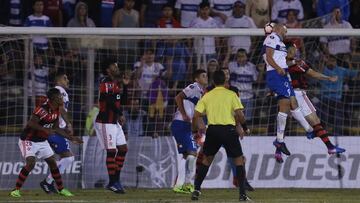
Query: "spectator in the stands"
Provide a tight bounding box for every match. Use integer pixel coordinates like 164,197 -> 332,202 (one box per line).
28,55 -> 52,106
140,0 -> 175,27
285,10 -> 305,59
62,0 -> 76,25
157,3 -> 181,28
175,0 -> 203,28
67,1 -> 95,27
317,0 -> 349,23
156,39 -> 191,89
82,0 -> 123,27
271,0 -> 304,24
225,0 -> 257,59
0,0 -> 32,26
207,58 -> 219,85
43,0 -> 63,27
124,98 -> 146,137
228,48 -> 258,120
319,7 -> 354,66
24,0 -> 52,52
133,49 -> 166,98
245,0 -> 270,28
113,0 -> 139,67
211,0 -> 237,26
189,1 -> 219,64
319,54 -> 358,130
67,2 -> 96,50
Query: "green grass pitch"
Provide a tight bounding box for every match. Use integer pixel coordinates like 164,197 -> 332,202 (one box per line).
0,188 -> 359,203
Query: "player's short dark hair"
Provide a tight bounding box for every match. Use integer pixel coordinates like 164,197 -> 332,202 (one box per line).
54,71 -> 66,82
101,59 -> 117,75
199,1 -> 210,9
237,48 -> 247,54
33,0 -> 44,5
193,69 -> 207,80
328,55 -> 337,60
144,48 -> 155,54
162,3 -> 173,10
213,70 -> 226,86
46,88 -> 61,100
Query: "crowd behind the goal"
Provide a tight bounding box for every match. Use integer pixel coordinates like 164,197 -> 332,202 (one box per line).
0,0 -> 360,139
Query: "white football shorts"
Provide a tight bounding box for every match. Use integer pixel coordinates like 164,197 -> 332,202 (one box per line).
294,89 -> 316,117
95,122 -> 126,149
18,139 -> 54,159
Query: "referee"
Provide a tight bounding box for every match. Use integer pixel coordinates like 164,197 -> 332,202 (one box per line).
191,70 -> 251,201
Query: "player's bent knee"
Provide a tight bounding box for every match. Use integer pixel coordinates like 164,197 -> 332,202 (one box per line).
45,157 -> 58,169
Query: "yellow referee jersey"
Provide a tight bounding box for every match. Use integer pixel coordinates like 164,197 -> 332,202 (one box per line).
195,87 -> 244,125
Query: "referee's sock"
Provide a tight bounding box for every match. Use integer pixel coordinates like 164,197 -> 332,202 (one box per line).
236,165 -> 246,195
194,163 -> 209,191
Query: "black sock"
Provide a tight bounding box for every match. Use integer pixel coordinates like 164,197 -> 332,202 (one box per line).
236,165 -> 246,195
194,163 -> 209,191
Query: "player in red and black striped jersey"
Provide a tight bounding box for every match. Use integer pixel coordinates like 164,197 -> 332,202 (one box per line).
94,62 -> 129,194
284,43 -> 345,160
10,88 -> 82,198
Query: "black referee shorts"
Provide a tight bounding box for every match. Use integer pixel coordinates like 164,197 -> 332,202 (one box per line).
202,125 -> 243,158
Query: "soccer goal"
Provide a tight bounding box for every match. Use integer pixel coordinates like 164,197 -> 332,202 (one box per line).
0,26 -> 359,190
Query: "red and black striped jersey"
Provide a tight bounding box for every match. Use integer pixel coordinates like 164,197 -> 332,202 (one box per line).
21,101 -> 60,142
96,76 -> 126,124
288,60 -> 310,89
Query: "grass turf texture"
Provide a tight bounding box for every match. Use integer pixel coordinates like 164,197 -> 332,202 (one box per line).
0,188 -> 359,203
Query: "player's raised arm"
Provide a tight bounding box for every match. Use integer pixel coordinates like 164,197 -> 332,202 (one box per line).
306,68 -> 338,82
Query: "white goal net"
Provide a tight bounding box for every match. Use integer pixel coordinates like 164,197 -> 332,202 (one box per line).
0,27 -> 359,189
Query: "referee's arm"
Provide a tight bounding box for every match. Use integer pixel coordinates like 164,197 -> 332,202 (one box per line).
232,94 -> 250,138
192,98 -> 206,133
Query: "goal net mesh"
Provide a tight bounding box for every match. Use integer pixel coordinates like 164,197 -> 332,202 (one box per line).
0,27 -> 359,189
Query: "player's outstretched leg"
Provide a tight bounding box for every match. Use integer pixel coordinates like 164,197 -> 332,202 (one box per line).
10,157 -> 35,198
45,156 -> 74,197
41,136 -> 75,194
312,123 -> 345,154
273,111 -> 291,156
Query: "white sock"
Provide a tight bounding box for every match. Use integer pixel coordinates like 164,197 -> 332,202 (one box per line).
46,156 -> 75,184
277,112 -> 288,142
291,107 -> 313,133
184,155 -> 196,184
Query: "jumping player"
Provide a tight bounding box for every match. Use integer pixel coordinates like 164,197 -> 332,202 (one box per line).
263,23 -> 314,158
273,43 -> 346,162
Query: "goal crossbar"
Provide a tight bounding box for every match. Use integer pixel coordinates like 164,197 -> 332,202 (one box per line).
0,27 -> 359,37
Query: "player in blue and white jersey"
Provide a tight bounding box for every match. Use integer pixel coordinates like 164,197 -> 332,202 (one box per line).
171,69 -> 208,194
40,72 -> 75,193
263,24 -> 314,159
